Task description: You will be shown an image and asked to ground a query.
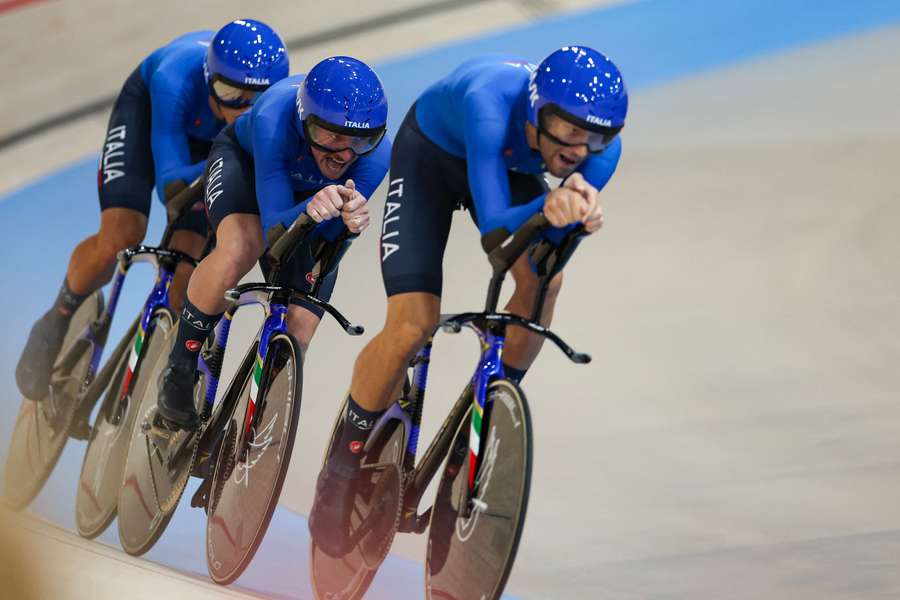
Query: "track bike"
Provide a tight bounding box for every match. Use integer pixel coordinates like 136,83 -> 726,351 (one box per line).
74,179 -> 210,538
116,212 -> 362,577
310,213 -> 591,600
3,179 -> 206,513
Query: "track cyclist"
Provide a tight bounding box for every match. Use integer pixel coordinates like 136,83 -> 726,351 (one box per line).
309,45 -> 628,557
155,56 -> 391,430
15,19 -> 289,401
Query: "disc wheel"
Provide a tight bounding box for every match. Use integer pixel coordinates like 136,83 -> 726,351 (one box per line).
116,311 -> 199,556
206,333 -> 303,585
3,291 -> 103,510
75,309 -> 159,538
426,379 -> 533,600
310,399 -> 405,600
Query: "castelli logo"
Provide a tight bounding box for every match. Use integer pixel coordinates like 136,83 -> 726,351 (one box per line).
349,441 -> 364,454
186,340 -> 203,352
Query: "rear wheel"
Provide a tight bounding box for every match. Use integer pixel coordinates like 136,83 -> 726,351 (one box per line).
309,399 -> 405,600
426,379 -> 533,600
206,333 -> 303,585
117,310 -> 199,556
3,291 -> 103,510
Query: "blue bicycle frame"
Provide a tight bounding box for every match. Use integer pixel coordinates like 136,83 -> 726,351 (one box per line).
70,178 -> 207,430
362,214 -> 592,533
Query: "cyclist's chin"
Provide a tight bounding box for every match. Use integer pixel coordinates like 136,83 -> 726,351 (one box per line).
313,149 -> 356,179
544,152 -> 587,177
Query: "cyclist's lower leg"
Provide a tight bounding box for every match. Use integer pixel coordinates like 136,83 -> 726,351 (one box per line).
500,253 -> 564,383
16,208 -> 146,399
286,304 -> 321,357
350,292 -> 440,412
158,213 -> 263,428
309,292 -> 438,555
167,228 -> 207,312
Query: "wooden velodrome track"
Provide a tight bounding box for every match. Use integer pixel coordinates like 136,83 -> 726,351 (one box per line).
1,1 -> 899,598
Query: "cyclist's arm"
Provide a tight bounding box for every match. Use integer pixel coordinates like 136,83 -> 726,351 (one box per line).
463,94 -> 546,241
149,74 -> 206,201
250,111 -> 311,236
574,135 -> 621,193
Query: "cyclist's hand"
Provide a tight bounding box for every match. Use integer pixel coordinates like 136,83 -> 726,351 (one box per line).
339,179 -> 370,234
543,186 -> 589,228
306,185 -> 345,222
563,172 -> 603,232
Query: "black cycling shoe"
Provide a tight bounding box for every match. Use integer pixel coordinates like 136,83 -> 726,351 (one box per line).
15,310 -> 68,400
308,462 -> 361,558
156,363 -> 199,430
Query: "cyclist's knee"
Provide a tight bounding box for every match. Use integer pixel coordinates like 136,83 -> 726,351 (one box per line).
96,223 -> 144,262
384,295 -> 439,353
213,235 -> 261,285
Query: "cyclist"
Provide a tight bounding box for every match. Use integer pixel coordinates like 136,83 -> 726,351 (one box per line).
15,19 -> 289,401
155,56 -> 391,430
309,46 -> 627,557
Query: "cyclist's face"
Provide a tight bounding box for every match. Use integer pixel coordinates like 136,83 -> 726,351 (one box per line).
538,114 -> 591,177
208,95 -> 255,125
310,144 -> 357,179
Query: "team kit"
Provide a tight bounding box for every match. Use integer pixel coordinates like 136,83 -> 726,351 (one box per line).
8,17 -> 627,600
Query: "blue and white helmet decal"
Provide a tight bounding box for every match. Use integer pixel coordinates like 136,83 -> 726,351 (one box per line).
205,19 -> 289,88
527,46 -> 628,130
295,56 -> 388,131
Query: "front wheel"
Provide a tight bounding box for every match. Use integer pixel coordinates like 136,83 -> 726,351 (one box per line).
426,379 -> 533,600
3,291 -> 104,510
205,332 -> 303,585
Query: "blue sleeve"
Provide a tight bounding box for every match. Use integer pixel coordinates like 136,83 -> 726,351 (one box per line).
252,114 -> 305,236
576,135 -> 621,194
149,73 -> 206,201
463,92 -> 546,237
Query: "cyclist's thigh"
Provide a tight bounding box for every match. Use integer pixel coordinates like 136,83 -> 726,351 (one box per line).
204,125 -> 259,232
97,69 -> 155,219
380,106 -> 463,299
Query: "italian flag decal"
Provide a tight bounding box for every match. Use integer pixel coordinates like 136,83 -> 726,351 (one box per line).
119,325 -> 145,402
467,398 -> 484,490
244,353 -> 265,435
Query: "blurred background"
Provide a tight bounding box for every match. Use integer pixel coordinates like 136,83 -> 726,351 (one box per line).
1,0 -> 899,598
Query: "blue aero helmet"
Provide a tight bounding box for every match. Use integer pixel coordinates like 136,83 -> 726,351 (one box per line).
295,56 -> 388,156
205,19 -> 289,109
527,46 -> 628,153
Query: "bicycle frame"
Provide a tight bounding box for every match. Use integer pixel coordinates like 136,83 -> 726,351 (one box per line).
195,279 -> 363,456
70,178 -> 207,429
366,215 -> 592,533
